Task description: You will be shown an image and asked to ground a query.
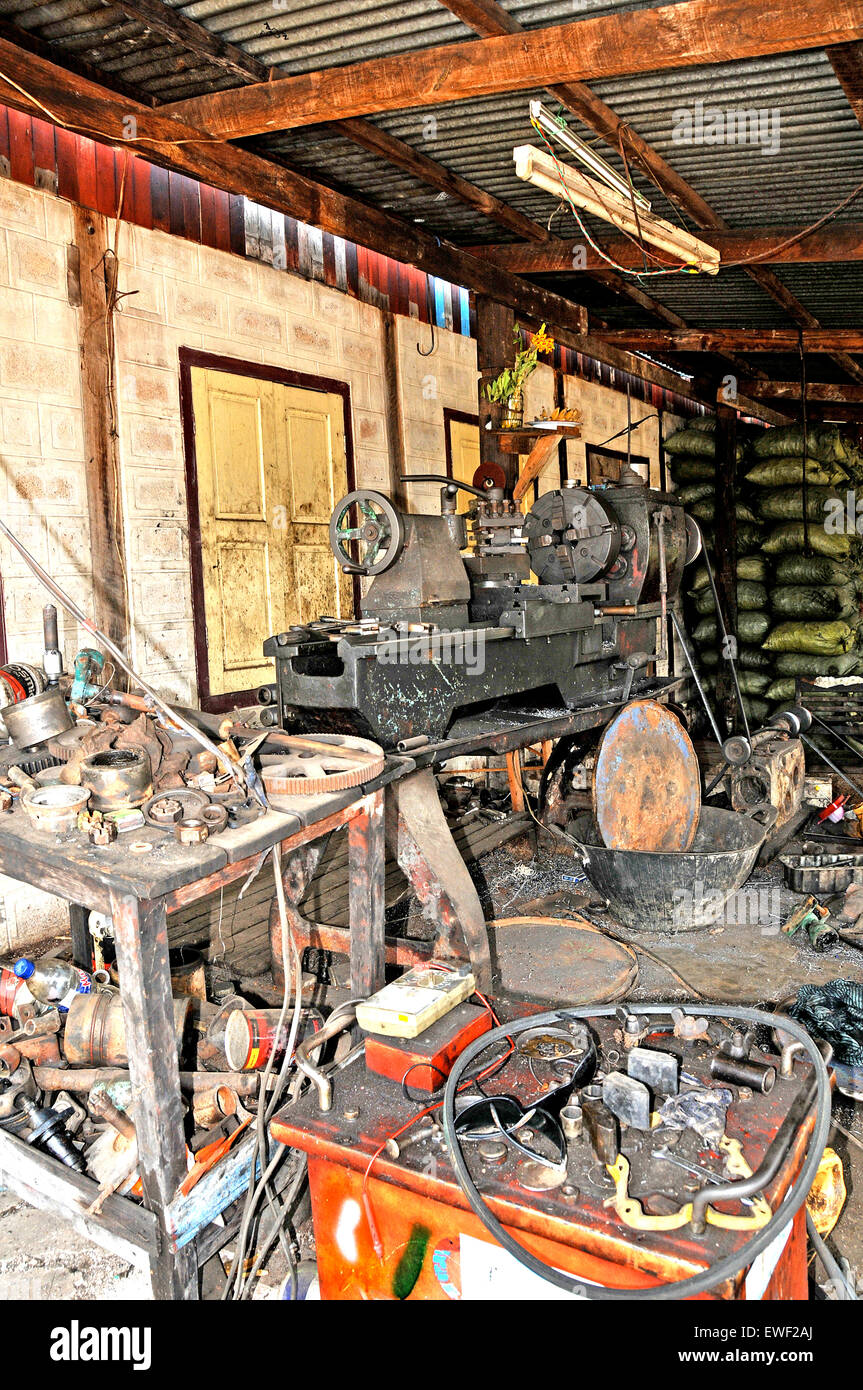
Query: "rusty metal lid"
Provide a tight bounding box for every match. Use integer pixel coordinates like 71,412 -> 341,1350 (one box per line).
593,699 -> 700,852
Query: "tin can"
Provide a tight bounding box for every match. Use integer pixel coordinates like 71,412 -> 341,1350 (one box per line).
224,1007 -> 318,1072
63,989 -> 192,1066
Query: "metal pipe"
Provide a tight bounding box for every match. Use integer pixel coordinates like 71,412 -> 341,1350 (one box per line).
670,610 -> 723,746
294,1006 -> 358,1112
701,545 -> 750,741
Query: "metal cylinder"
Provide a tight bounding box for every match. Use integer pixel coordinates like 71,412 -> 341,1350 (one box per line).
42,605 -> 59,652
63,990 -> 191,1066
192,1084 -> 240,1129
169,947 -> 207,1002
224,1006 -> 313,1072
3,687 -> 72,748
0,967 -> 29,1020
710,1053 -> 776,1093
79,745 -> 153,811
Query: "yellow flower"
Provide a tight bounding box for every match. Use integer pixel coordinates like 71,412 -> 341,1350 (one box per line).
530,325 -> 555,355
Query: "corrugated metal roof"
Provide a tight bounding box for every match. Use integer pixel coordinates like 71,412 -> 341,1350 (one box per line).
3,0 -> 863,341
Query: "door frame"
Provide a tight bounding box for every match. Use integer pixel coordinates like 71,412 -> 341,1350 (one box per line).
443,407 -> 480,482
179,348 -> 357,713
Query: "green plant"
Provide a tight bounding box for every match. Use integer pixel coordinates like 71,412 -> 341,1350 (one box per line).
484,323 -> 555,403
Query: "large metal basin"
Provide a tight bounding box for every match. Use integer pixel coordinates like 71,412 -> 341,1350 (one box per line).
567,805 -> 776,932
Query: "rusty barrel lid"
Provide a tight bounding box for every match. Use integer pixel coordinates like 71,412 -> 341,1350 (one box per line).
593,698 -> 700,852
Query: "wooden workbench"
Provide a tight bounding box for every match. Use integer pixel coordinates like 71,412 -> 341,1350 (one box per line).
0,760 -> 404,1299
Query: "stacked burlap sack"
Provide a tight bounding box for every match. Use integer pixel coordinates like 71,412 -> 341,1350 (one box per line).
666,419 -> 863,723
664,417 -> 772,722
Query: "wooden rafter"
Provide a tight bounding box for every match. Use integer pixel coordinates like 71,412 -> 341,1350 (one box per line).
829,40 -> 863,126
156,0 -> 863,136
0,35 -> 595,339
593,329 -> 863,352
469,224 -> 863,272
737,380 -> 863,401
437,0 -> 863,386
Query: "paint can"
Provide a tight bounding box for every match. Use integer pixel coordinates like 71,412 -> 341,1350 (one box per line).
0,966 -> 32,1021
63,988 -> 192,1066
224,1007 -> 318,1072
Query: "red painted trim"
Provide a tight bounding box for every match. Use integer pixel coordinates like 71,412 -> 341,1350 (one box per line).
179,349 -> 357,713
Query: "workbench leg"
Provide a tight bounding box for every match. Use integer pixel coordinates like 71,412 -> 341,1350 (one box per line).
347,789 -> 386,997
110,892 -> 198,1301
69,903 -> 92,971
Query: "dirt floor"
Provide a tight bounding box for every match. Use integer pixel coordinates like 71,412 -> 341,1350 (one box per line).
3,827 -> 863,1300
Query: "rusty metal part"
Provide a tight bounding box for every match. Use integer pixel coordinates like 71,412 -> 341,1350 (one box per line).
261,734 -> 385,800
21,783 -> 90,832
593,699 -> 700,852
79,745 -> 153,811
295,1006 -> 357,1111
0,1043 -> 21,1074
175,818 -> 209,845
0,1059 -> 35,1117
33,1065 -> 262,1097
192,1084 -> 239,1129
0,789 -> 11,813
2,686 -> 72,749
200,803 -> 228,833
63,990 -> 191,1067
142,787 -> 209,827
89,1087 -> 137,1141
489,918 -> 638,1006
46,721 -> 99,762
729,730 -> 805,830
146,796 -> 184,825
82,811 -> 119,845
0,1007 -> 61,1044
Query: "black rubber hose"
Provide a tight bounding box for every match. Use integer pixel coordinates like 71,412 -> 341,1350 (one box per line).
442,1003 -> 831,1300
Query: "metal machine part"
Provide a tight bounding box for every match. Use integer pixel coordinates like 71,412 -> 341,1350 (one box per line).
2,687 -> 73,750
329,491 -> 405,577
143,787 -> 210,826
79,746 -> 153,811
264,479 -> 691,747
17,1094 -> 86,1172
592,699 -> 700,853
175,818 -> 209,845
20,783 -> 90,833
260,734 -> 386,799
728,728 -> 805,830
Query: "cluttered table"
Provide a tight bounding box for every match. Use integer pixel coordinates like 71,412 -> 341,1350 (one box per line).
271,1008 -> 820,1301
0,735 -> 408,1299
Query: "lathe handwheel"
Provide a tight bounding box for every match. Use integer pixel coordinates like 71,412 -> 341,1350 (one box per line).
329,490 -> 405,576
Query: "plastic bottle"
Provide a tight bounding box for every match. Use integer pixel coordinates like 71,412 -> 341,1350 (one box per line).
0,966 -> 34,1022
13,957 -> 91,1012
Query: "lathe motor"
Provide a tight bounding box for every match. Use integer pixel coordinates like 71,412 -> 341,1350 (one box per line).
260,475 -> 694,748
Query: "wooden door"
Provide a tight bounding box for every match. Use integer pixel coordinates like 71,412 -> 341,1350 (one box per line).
447,414 -> 480,513
190,366 -> 351,701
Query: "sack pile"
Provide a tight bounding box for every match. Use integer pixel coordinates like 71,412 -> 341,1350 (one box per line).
666,419 -> 863,720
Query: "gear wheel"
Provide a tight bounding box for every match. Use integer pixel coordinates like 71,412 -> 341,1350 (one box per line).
261,735 -> 385,800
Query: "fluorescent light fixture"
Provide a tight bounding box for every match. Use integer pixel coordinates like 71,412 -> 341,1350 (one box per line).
529,99 -> 651,213
513,143 -> 721,275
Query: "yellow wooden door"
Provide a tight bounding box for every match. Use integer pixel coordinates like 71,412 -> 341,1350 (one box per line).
191,367 -> 351,698
448,416 -> 480,512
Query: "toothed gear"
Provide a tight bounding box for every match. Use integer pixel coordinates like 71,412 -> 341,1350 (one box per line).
261,735 -> 385,799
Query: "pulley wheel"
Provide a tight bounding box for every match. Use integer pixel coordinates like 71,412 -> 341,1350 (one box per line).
261,734 -> 385,801
472,462 -> 506,493
329,490 -> 404,577
593,699 -> 700,852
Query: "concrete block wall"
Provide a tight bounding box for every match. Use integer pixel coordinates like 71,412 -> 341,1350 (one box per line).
113,219 -> 395,705
393,315 -> 479,514
563,375 -> 662,487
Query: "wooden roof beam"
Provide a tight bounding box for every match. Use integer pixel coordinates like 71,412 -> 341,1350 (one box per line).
593,329 -> 863,352
437,0 -> 863,387
470,223 -> 863,272
157,0 -> 863,137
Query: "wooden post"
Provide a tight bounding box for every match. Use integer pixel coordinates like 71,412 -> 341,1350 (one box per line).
476,295 -> 517,491
109,892 -> 198,1299
73,207 -> 130,671
347,789 -> 386,997
714,402 -> 738,731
